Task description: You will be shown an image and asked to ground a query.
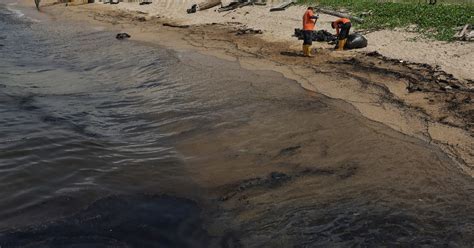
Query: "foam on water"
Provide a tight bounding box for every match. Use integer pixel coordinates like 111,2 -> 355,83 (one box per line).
5,3 -> 41,22
6,4 -> 25,18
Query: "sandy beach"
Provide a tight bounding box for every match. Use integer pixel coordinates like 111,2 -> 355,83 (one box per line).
1,1 -> 473,246
38,0 -> 473,175
109,0 -> 474,81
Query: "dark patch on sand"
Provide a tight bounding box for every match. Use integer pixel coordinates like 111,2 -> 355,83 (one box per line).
278,145 -> 301,156
330,52 -> 474,132
220,163 -> 358,201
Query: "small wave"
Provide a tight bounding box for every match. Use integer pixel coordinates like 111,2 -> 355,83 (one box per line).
5,5 -> 41,22
5,6 -> 24,18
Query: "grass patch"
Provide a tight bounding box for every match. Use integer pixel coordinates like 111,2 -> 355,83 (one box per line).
297,0 -> 474,41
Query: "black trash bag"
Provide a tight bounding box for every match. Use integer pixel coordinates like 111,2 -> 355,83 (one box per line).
344,33 -> 368,49
116,33 -> 131,40
313,30 -> 337,42
294,29 -> 337,42
294,28 -> 303,39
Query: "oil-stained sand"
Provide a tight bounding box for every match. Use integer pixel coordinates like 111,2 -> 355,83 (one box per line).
0,2 -> 473,247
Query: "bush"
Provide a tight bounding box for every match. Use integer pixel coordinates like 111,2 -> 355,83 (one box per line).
298,0 -> 474,40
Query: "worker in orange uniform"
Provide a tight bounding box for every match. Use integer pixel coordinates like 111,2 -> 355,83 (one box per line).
331,18 -> 351,51
302,7 -> 319,57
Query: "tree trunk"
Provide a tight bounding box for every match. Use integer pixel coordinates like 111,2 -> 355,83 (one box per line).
316,8 -> 364,23
198,0 -> 221,10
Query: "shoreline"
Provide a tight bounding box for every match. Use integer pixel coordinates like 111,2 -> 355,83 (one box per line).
27,1 -> 473,175
2,2 -> 474,246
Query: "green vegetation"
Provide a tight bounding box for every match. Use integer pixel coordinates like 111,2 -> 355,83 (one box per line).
298,0 -> 474,40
